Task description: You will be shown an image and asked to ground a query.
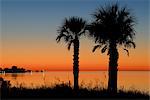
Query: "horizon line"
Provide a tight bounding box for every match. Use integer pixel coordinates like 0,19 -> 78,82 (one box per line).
41,69 -> 150,71
1,66 -> 150,71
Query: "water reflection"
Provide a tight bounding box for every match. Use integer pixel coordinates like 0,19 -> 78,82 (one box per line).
11,73 -> 18,80
0,71 -> 149,93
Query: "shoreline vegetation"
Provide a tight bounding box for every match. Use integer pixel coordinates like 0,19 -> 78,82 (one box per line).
0,66 -> 31,73
0,66 -> 149,73
0,78 -> 149,99
0,66 -> 45,73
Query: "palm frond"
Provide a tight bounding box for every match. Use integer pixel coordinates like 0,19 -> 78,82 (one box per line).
56,16 -> 86,51
123,48 -> 129,56
125,41 -> 136,48
92,45 -> 101,52
64,35 -> 72,43
78,29 -> 86,36
101,45 -> 107,53
107,49 -> 110,55
128,41 -> 136,48
63,16 -> 86,35
56,33 -> 67,43
87,3 -> 136,54
67,40 -> 74,50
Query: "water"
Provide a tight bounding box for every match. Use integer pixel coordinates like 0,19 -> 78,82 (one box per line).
0,71 -> 149,93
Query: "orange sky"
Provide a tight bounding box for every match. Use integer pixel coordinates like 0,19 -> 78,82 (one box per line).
0,0 -> 149,71
1,37 -> 150,71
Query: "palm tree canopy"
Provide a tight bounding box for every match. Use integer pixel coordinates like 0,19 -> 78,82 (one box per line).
88,3 -> 136,53
56,16 -> 86,50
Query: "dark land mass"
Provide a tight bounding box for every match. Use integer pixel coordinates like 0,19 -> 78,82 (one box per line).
1,82 -> 149,99
0,66 -> 31,73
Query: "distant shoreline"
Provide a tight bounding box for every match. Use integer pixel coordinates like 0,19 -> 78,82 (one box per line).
0,70 -> 149,74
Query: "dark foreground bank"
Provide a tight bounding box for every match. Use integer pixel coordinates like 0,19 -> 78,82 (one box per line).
1,83 -> 149,99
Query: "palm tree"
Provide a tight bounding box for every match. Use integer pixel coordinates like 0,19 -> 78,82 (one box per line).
56,16 -> 86,91
88,3 -> 136,94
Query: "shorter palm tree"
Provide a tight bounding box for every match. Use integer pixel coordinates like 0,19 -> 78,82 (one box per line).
56,16 -> 86,91
88,3 -> 136,94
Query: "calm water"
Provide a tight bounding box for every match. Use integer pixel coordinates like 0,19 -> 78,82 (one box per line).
0,71 -> 149,93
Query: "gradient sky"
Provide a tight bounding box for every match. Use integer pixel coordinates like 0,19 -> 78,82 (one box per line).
0,0 -> 149,70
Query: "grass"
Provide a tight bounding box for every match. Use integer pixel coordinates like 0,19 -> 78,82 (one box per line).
1,82 -> 149,99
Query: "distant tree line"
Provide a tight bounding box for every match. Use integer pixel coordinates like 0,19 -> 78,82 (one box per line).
0,66 -> 31,73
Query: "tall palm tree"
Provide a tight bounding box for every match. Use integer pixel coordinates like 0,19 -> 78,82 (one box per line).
88,3 -> 136,94
56,16 -> 86,91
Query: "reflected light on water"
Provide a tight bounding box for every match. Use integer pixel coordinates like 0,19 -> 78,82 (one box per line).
0,71 -> 149,93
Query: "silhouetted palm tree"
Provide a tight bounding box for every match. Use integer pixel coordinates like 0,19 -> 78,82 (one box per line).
88,3 -> 136,94
56,17 -> 86,91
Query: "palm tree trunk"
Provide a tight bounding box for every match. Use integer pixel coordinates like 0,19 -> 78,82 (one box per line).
73,36 -> 79,92
108,40 -> 119,94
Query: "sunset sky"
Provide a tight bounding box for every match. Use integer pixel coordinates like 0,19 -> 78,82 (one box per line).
0,0 -> 149,71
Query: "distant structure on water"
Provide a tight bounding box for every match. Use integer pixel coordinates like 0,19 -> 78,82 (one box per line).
0,66 -> 31,73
